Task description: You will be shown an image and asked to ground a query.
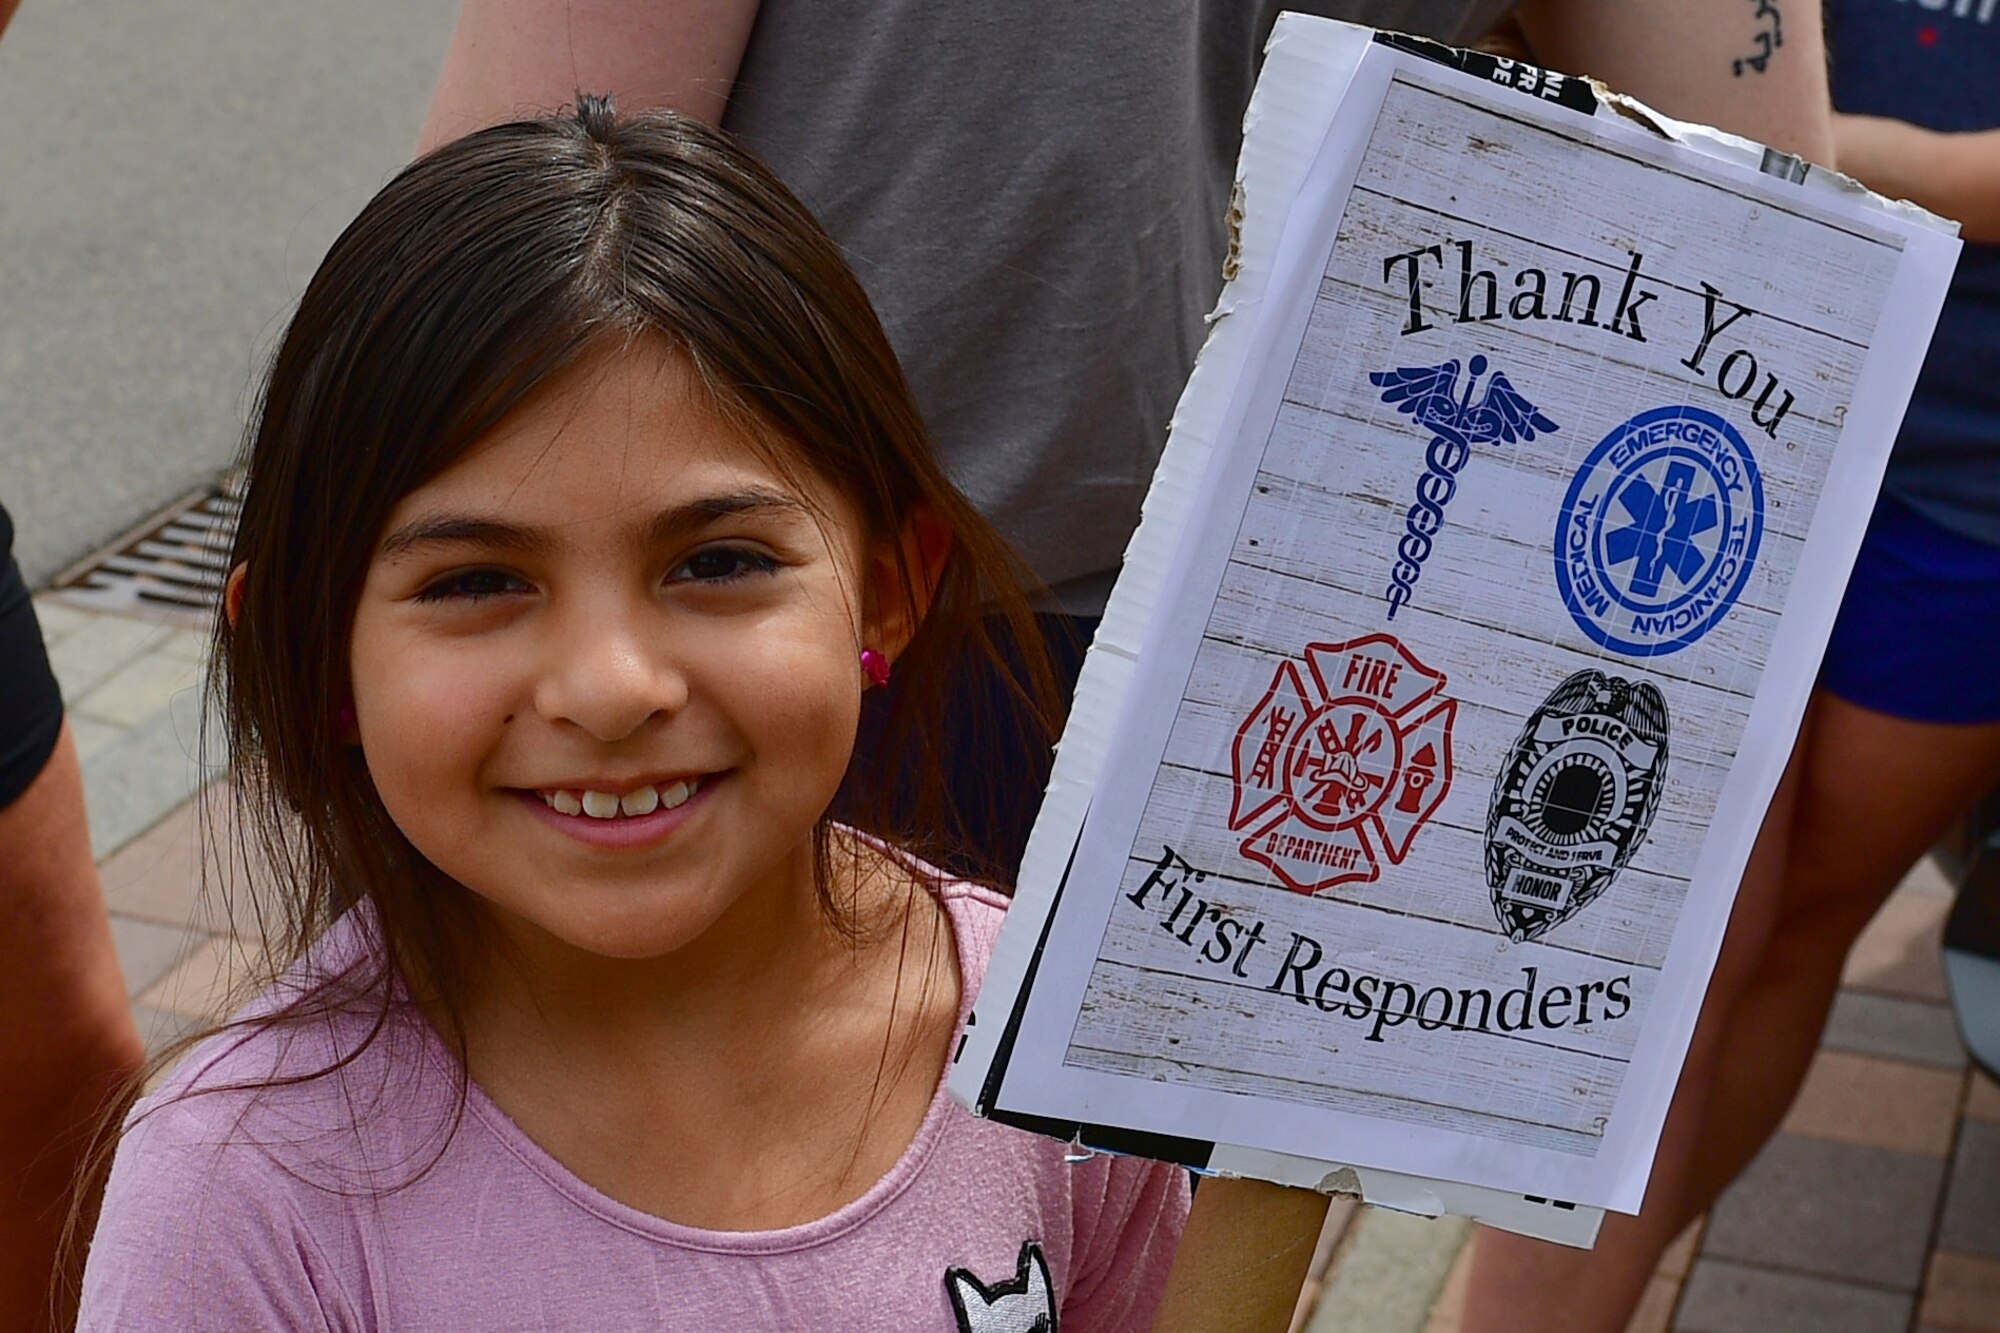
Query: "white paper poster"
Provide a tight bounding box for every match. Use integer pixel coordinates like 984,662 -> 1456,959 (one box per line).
950,19 -> 1959,1236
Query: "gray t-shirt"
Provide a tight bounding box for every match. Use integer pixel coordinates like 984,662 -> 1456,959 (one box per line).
725,2 -> 1515,608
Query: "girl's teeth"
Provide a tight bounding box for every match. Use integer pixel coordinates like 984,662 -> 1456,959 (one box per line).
543,779 -> 699,818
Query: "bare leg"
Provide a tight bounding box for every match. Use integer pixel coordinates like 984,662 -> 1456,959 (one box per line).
1676,696 -> 2000,1198
1462,691 -> 2000,1332
1461,738 -> 1803,1332
0,722 -> 144,1333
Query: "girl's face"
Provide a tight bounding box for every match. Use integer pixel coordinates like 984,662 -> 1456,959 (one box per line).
348,344 -> 884,965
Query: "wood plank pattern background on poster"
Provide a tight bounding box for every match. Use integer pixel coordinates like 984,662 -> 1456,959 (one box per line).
1060,69 -> 1903,1154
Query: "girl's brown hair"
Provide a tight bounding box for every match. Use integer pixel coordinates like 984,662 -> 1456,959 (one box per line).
62,96 -> 1058,1315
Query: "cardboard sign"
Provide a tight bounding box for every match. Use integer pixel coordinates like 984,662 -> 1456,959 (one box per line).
948,18 -> 1960,1243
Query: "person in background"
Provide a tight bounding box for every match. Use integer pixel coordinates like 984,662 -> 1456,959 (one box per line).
418,5 -> 1835,1328
0,497 -> 145,1330
1462,5 -> 2000,1329
0,511 -> 145,1333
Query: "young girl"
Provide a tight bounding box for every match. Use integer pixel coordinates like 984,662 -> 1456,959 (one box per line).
76,99 -> 1187,1330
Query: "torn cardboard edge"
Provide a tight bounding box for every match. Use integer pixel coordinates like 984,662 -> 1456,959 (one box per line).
948,13 -> 1949,1248
1592,85 -> 1957,235
1386,21 -> 1956,236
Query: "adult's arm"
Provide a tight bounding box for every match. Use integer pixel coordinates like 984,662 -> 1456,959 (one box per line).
0,723 -> 143,1333
1834,117 -> 2000,245
417,0 -> 760,152
1516,0 -> 1836,166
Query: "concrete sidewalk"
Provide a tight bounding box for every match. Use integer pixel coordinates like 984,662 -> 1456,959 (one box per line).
50,594 -> 1999,1333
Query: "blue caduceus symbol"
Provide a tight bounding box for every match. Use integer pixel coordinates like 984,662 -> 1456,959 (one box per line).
1370,355 -> 1558,620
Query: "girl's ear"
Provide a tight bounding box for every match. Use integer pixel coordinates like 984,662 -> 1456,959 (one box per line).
864,503 -> 952,660
224,563 -> 247,627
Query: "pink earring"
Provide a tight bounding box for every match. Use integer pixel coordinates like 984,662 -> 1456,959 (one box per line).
860,648 -> 892,689
339,703 -> 356,728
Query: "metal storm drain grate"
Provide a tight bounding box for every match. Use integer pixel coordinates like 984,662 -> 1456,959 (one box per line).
51,474 -> 241,626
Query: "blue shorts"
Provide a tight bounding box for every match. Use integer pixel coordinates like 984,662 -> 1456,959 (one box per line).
1821,494 -> 2000,724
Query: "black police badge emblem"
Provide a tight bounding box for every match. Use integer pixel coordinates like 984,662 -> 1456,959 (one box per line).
1484,670 -> 1669,942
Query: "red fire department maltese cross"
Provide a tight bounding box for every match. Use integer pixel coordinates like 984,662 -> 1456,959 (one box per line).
1229,634 -> 1457,895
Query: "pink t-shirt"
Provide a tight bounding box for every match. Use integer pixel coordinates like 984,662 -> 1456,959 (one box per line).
81,881 -> 1188,1330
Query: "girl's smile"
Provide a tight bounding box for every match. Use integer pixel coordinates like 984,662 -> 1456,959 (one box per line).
512,773 -> 714,851
346,342 -> 894,965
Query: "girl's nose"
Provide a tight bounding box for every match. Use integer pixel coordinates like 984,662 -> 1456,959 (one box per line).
535,616 -> 688,743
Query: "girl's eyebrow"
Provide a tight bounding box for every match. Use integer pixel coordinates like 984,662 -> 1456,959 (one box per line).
374,486 -> 811,561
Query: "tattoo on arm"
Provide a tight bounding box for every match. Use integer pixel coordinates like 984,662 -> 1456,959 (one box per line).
1733,0 -> 1785,77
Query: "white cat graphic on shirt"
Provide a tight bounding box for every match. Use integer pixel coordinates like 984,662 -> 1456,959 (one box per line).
945,1241 -> 1057,1333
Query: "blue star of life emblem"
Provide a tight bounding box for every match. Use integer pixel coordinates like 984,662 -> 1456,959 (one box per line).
1605,460 -> 1721,599
1555,406 -> 1765,657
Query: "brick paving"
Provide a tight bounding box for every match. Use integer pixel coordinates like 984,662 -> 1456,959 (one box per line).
1334,860 -> 2000,1333
49,595 -> 1997,1332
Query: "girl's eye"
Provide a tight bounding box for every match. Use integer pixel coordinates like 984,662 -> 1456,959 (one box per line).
672,546 -> 780,585
414,569 -> 531,603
